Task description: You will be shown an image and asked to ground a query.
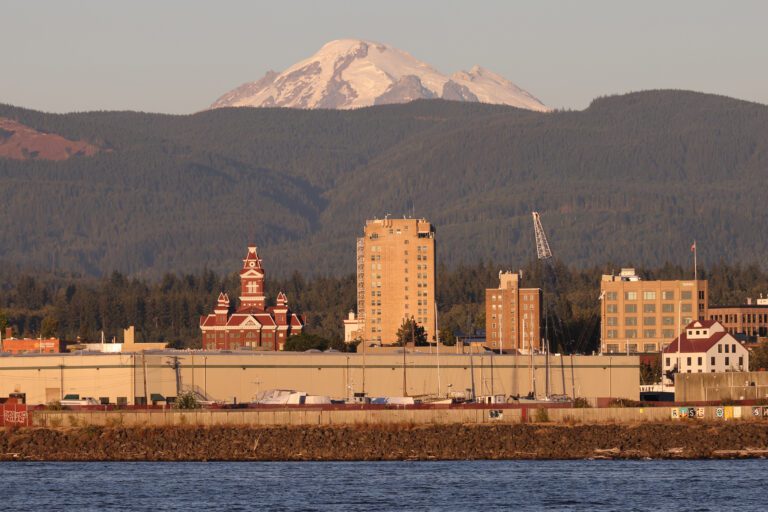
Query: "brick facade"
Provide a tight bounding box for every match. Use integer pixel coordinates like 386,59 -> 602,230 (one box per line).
200,246 -> 303,350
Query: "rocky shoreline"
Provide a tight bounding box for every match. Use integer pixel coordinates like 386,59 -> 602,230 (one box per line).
2,423 -> 768,461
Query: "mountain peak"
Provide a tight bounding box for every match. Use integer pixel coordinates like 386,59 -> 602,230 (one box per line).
210,40 -> 548,111
315,38 -> 377,53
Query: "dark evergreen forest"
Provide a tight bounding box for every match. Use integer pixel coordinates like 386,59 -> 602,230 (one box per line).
1,262 -> 765,353
1,90 -> 767,278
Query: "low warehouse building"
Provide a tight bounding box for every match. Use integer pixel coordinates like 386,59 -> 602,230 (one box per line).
0,337 -> 63,354
0,351 -> 639,405
676,371 -> 768,402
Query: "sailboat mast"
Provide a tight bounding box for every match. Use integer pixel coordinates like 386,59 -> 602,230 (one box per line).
545,337 -> 551,398
435,303 -> 441,397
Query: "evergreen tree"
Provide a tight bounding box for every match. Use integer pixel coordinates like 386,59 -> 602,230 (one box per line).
395,318 -> 428,346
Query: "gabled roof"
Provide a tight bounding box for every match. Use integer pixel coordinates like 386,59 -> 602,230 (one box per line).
290,314 -> 303,327
215,292 -> 230,308
664,331 -> 730,354
226,314 -> 262,327
252,313 -> 276,326
239,268 -> 264,278
688,319 -> 718,329
241,245 -> 263,272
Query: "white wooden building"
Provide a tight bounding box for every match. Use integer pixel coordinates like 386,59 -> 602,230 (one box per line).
662,320 -> 749,379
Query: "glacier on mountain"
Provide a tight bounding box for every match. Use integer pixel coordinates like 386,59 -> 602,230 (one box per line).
210,39 -> 548,111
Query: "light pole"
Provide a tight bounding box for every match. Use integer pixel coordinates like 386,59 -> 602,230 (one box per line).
346,356 -> 350,401
403,318 -> 413,397
402,339 -> 408,397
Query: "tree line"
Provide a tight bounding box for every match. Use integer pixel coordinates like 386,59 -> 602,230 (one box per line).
1,261 -> 766,353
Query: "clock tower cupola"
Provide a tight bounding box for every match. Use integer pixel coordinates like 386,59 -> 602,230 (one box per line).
239,245 -> 266,310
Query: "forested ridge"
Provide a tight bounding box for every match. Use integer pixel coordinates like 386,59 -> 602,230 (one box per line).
1,262 -> 766,352
1,90 -> 767,278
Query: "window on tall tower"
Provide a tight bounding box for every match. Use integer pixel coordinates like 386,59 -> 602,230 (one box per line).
247,282 -> 258,294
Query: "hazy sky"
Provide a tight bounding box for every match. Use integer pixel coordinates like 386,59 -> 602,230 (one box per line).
2,0 -> 766,114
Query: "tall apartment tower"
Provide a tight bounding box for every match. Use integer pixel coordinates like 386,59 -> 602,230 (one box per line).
485,271 -> 542,353
600,268 -> 708,354
356,217 -> 436,345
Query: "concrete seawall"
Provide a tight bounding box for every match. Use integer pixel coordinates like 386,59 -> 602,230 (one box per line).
28,404 -> 761,428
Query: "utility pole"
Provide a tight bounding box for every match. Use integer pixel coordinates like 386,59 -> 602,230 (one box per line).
142,354 -> 148,405
469,350 -> 476,401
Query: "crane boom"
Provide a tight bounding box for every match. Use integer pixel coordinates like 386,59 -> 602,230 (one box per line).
532,211 -> 552,260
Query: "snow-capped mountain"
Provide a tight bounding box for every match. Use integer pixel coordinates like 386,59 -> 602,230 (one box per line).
210,39 -> 548,111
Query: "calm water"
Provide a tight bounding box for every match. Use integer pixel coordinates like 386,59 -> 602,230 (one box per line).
0,460 -> 765,511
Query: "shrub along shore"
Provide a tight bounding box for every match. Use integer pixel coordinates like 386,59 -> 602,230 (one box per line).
2,423 -> 768,461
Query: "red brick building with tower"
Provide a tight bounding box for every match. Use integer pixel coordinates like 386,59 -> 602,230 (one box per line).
199,246 -> 304,350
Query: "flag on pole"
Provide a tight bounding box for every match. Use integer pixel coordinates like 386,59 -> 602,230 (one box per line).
692,240 -> 697,281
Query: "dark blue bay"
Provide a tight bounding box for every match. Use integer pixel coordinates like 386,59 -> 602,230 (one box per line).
0,460 -> 765,511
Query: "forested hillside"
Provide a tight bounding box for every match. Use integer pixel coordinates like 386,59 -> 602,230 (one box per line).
1,91 -> 766,278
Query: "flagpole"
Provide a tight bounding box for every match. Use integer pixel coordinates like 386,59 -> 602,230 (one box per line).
692,240 -> 697,281
691,240 -> 699,281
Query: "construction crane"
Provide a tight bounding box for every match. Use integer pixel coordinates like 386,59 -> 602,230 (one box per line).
532,212 -> 597,355
531,212 -> 568,345
531,211 -> 554,398
532,212 -> 552,261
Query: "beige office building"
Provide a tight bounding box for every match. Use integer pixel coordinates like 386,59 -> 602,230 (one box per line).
355,218 -> 436,345
708,297 -> 768,342
600,268 -> 707,354
485,271 -> 542,353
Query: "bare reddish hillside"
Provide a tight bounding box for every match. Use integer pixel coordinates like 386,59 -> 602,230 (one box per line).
0,117 -> 98,160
